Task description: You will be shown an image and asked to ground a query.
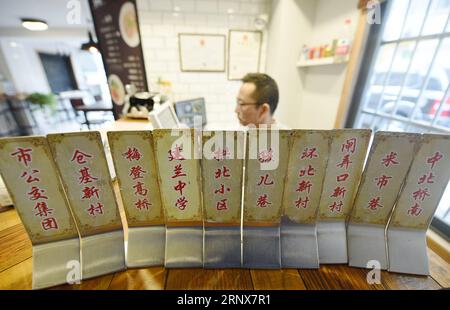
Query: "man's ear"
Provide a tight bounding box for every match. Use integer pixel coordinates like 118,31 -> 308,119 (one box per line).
259,103 -> 271,116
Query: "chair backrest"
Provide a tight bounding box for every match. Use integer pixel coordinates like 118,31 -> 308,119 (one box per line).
69,98 -> 85,109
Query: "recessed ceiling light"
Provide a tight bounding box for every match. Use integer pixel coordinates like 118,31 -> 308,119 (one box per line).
21,18 -> 48,31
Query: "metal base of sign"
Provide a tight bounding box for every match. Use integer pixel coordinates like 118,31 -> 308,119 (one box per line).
165,226 -> 203,268
317,221 -> 348,264
347,223 -> 387,270
243,225 -> 281,269
387,227 -> 429,276
204,226 -> 241,268
32,237 -> 80,290
81,230 -> 126,280
126,225 -> 165,268
280,218 -> 319,268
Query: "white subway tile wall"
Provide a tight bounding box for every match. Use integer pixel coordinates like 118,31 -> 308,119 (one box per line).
136,0 -> 269,127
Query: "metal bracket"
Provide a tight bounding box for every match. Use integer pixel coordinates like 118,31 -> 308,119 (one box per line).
81,230 -> 126,279
165,226 -> 203,268
243,225 -> 281,269
204,226 -> 241,268
32,237 -> 80,290
317,221 -> 348,264
347,222 -> 388,270
387,227 -> 429,275
280,218 -> 319,268
126,225 -> 165,268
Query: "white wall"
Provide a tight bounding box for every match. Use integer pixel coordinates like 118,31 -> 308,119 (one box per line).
0,0 -> 358,129
0,45 -> 13,94
266,0 -> 359,129
0,38 -> 90,94
266,0 -> 316,128
299,0 -> 359,129
0,40 -> 50,93
0,37 -> 109,102
137,0 -> 270,128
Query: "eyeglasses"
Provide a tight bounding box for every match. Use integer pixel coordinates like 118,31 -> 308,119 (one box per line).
236,99 -> 259,107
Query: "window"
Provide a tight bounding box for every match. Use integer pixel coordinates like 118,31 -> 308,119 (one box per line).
347,0 -> 450,239
39,53 -> 78,93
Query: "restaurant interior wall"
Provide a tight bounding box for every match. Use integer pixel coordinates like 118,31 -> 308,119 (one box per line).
265,0 -> 359,129
137,0 -> 270,128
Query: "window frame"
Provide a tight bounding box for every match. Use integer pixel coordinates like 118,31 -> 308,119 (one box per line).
346,0 -> 450,239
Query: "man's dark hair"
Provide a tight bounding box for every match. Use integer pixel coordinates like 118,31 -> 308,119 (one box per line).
242,73 -> 279,114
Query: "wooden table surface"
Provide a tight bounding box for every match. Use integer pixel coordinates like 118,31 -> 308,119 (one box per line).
0,202 -> 448,290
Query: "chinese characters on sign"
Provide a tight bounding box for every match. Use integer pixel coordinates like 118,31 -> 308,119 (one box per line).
122,147 -> 152,211
318,130 -> 371,221
283,131 -> 329,224
214,164 -> 231,211
89,0 -> 148,118
365,151 -> 400,212
169,145 -> 189,211
406,152 -> 441,217
390,135 -> 450,229
71,149 -> 105,217
350,133 -> 418,225
11,147 -> 58,231
255,147 -> 275,209
330,138 -> 359,213
47,132 -> 122,236
0,137 -> 78,244
153,129 -> 202,223
244,130 -> 290,224
202,131 -> 244,224
107,131 -> 164,227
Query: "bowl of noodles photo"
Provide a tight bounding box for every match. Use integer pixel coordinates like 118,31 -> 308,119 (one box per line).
108,74 -> 125,105
119,1 -> 140,48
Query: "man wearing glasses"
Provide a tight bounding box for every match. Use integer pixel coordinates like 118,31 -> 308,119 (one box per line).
235,73 -> 282,128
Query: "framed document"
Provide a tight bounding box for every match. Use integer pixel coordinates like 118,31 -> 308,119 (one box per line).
178,33 -> 226,72
228,30 -> 262,80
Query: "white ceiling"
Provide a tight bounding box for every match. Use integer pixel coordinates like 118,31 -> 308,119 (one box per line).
0,0 -> 91,28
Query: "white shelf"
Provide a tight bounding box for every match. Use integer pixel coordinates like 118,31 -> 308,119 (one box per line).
296,55 -> 350,67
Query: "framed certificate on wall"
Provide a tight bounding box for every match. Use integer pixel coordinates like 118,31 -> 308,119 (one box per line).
228,30 -> 262,80
178,33 -> 226,72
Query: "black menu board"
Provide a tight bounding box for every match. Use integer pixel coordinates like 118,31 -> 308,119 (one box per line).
89,0 -> 148,119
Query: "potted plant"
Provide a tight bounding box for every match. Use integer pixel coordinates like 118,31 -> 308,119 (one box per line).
26,92 -> 57,112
